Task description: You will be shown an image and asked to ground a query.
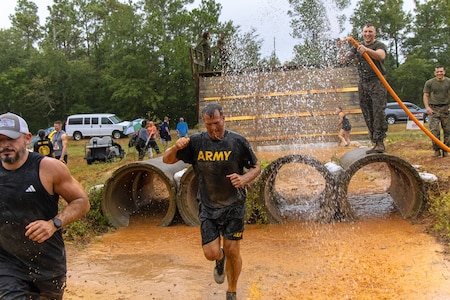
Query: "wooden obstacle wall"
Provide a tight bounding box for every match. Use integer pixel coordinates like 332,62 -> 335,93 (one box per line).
197,66 -> 368,148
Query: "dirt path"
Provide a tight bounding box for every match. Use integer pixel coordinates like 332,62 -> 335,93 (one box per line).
65,214 -> 450,300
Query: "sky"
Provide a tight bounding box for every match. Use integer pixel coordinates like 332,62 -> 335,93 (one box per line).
0,0 -> 416,63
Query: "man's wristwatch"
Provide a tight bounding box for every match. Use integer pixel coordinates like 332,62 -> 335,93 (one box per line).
52,217 -> 63,231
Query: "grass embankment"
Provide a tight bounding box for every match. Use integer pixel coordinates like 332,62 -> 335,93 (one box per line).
375,123 -> 450,247
61,125 -> 450,247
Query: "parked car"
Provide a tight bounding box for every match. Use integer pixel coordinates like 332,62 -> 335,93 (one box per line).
384,102 -> 429,125
65,113 -> 130,140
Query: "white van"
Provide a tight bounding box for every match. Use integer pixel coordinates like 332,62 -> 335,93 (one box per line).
65,114 -> 130,140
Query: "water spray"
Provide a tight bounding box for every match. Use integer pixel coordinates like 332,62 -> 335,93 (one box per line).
344,36 -> 450,153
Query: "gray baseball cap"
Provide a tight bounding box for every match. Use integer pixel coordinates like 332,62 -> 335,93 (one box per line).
0,113 -> 30,139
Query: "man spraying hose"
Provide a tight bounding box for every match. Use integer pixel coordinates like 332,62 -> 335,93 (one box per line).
339,23 -> 388,154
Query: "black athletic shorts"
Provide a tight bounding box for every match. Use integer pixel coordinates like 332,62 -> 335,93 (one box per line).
0,274 -> 66,300
199,203 -> 245,245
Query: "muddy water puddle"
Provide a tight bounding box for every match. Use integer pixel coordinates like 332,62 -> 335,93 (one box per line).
65,213 -> 450,300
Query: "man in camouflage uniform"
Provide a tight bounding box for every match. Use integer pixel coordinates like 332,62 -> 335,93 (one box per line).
423,65 -> 450,157
343,23 -> 388,154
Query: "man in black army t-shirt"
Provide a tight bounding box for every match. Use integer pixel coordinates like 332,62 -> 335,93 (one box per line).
163,103 -> 261,300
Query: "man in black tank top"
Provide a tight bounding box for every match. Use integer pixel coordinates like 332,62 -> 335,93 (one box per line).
52,120 -> 68,163
163,103 -> 261,300
0,113 -> 90,300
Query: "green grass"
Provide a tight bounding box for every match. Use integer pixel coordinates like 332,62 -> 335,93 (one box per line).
386,122 -> 430,141
428,192 -> 450,243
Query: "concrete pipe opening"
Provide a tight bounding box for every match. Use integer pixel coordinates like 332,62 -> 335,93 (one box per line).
176,166 -> 200,226
338,148 -> 425,220
257,154 -> 338,224
102,158 -> 188,228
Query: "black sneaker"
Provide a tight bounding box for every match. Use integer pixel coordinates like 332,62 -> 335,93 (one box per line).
213,248 -> 226,284
226,291 -> 236,300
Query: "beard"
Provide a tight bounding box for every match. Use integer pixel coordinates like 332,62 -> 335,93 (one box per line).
0,141 -> 27,164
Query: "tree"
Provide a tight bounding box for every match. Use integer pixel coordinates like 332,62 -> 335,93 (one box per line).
43,0 -> 84,58
0,1 -> 258,132
99,0 -> 153,120
349,0 -> 412,67
10,0 -> 42,50
404,0 -> 449,67
260,40 -> 282,67
390,55 -> 434,104
288,0 -> 350,66
0,29 -> 29,71
138,0 -> 214,123
188,0 -> 221,43
226,27 -> 263,70
2,1 -> 45,129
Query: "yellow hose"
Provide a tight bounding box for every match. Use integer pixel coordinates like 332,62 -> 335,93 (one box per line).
345,36 -> 450,153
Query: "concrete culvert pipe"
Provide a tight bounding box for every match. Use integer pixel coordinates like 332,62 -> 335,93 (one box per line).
338,148 -> 425,220
257,154 -> 337,224
176,166 -> 200,226
102,157 -> 188,228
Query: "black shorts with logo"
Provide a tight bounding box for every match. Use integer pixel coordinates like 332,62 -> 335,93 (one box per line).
199,203 -> 245,245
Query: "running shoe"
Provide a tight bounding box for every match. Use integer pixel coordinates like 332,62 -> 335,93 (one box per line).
213,248 -> 226,284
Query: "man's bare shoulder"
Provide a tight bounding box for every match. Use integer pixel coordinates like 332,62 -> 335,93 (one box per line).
40,156 -> 70,174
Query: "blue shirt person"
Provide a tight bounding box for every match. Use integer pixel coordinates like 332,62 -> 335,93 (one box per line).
176,117 -> 189,138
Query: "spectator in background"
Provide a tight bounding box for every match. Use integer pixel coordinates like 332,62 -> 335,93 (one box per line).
47,128 -> 56,141
160,116 -> 172,150
423,65 -> 450,157
176,117 -> 189,138
146,121 -> 160,158
52,120 -> 69,163
136,120 -> 149,160
336,107 -> 352,147
34,129 -> 54,157
217,33 -> 229,70
196,32 -> 211,71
